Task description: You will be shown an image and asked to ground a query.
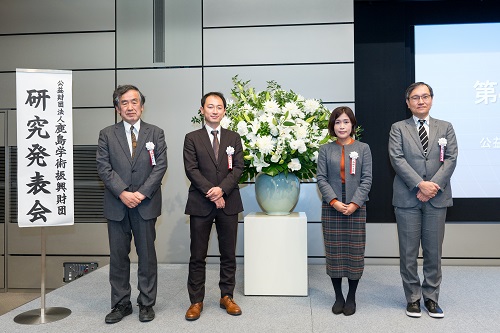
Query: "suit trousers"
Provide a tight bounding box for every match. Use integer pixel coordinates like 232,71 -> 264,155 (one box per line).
107,207 -> 158,308
187,208 -> 239,304
395,202 -> 446,303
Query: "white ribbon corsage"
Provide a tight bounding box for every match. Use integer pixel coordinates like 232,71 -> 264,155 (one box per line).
146,142 -> 156,166
226,146 -> 235,170
438,138 -> 447,162
349,151 -> 359,175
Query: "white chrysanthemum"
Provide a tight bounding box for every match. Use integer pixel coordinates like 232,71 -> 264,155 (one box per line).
284,102 -> 300,117
262,114 -> 275,127
294,125 -> 308,139
256,135 -> 275,155
220,116 -> 231,129
263,100 -> 280,114
288,158 -> 301,171
304,99 -> 320,113
290,139 -> 307,153
296,95 -> 305,102
237,120 -> 249,136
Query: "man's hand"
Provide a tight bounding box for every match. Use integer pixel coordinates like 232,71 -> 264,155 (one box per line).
418,181 -> 440,198
417,190 -> 432,202
214,197 -> 225,209
206,186 -> 223,202
119,191 -> 142,208
133,191 -> 146,201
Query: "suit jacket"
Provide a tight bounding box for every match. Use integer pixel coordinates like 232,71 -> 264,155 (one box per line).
183,127 -> 244,217
389,116 -> 458,208
96,121 -> 168,221
317,140 -> 372,207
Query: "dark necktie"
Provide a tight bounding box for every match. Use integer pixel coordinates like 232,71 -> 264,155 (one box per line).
418,120 -> 428,154
130,125 -> 137,158
211,130 -> 219,161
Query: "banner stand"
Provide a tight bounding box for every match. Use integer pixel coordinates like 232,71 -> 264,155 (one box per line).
14,227 -> 71,325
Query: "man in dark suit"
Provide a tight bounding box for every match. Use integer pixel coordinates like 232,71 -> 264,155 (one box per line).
97,85 -> 167,324
183,92 -> 244,321
389,82 -> 458,319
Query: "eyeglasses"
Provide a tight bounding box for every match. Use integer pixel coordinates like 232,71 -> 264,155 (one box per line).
408,95 -> 432,102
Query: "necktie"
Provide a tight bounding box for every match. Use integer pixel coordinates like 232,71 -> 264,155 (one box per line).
211,130 -> 219,161
130,125 -> 137,158
418,120 -> 428,154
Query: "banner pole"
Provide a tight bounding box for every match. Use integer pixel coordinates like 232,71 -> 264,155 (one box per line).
40,227 -> 46,322
13,227 -> 71,325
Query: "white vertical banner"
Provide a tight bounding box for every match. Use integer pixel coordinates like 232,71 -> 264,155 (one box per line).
16,69 -> 74,227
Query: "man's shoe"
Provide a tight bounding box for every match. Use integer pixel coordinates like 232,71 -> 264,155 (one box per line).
105,302 -> 133,324
185,302 -> 203,321
332,298 -> 345,315
405,300 -> 421,318
138,304 -> 155,322
424,299 -> 444,318
220,296 -> 242,316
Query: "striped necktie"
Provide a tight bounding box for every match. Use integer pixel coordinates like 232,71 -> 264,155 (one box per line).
418,120 -> 428,154
130,125 -> 137,158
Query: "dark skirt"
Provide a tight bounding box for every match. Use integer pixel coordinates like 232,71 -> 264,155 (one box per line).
321,187 -> 366,280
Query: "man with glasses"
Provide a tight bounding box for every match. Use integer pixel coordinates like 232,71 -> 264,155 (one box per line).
388,82 -> 458,319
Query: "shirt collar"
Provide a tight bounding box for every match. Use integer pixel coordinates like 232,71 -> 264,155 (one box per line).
124,119 -> 141,132
413,115 -> 429,126
205,124 -> 221,136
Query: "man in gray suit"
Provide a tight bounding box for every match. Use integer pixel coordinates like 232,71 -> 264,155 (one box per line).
97,85 -> 167,323
183,92 -> 244,321
389,82 -> 457,319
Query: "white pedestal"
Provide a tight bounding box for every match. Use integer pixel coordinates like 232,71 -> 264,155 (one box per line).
244,212 -> 308,296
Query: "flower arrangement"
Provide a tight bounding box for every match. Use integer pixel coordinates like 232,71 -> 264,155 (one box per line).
192,76 -> 361,182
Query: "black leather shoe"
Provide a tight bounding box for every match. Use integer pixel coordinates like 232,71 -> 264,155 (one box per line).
424,299 -> 444,318
139,305 -> 155,322
406,300 -> 421,318
105,302 -> 133,324
343,300 -> 356,316
332,298 -> 345,315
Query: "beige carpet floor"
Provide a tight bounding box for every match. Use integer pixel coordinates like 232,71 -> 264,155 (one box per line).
0,292 -> 40,316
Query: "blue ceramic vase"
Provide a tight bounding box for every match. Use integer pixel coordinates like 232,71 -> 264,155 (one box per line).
254,172 -> 300,215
